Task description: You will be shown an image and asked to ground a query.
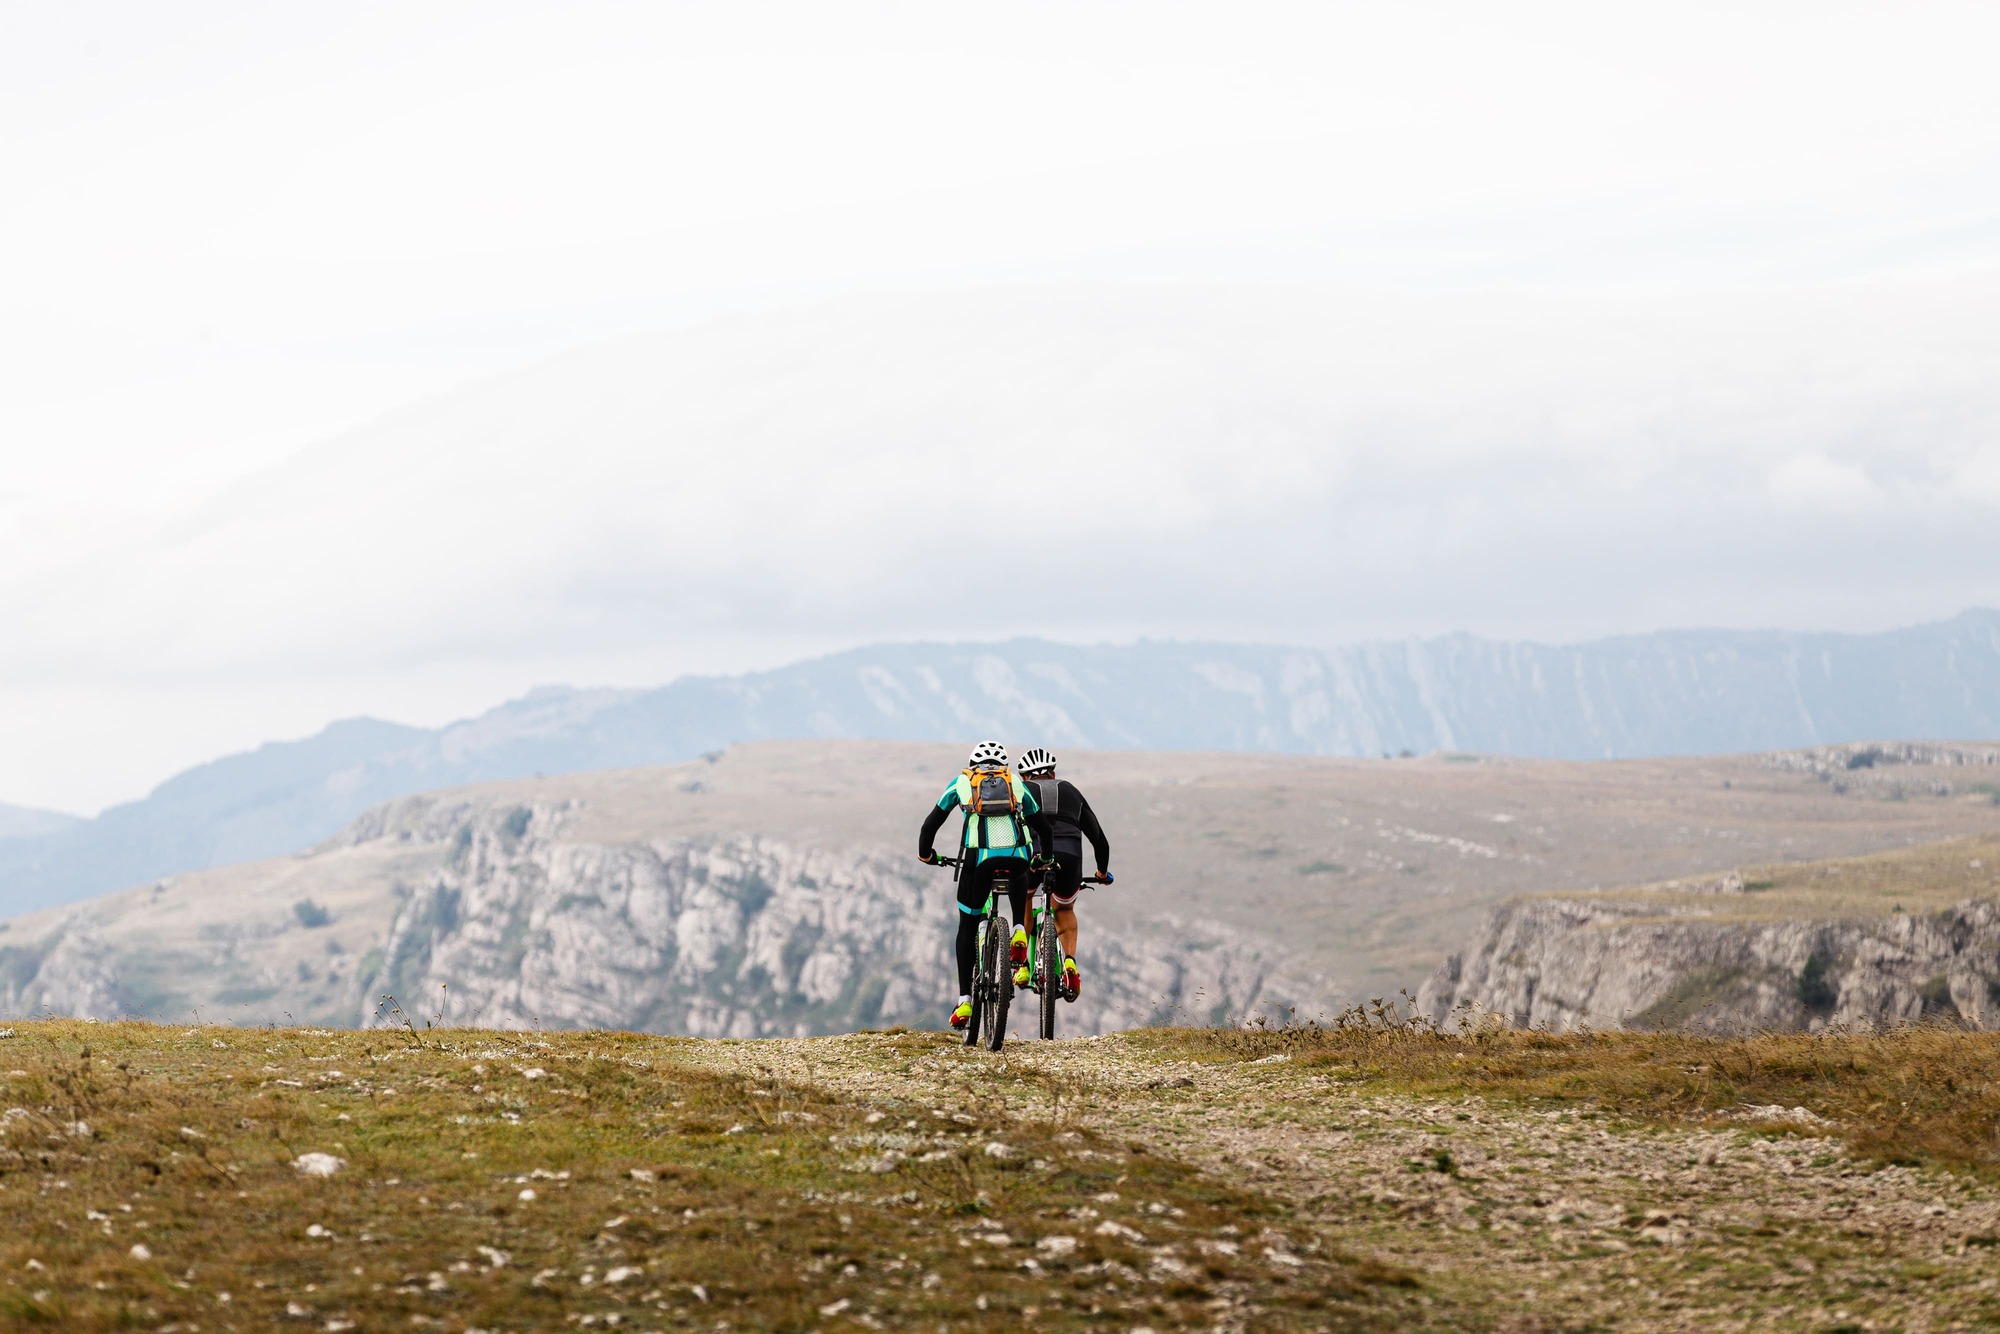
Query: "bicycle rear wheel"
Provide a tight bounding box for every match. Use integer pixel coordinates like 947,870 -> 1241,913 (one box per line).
963,920 -> 987,1047
1038,907 -> 1060,1040
982,912 -> 1012,1052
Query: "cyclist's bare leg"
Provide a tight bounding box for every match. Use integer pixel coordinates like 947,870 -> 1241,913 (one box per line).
1056,904 -> 1078,958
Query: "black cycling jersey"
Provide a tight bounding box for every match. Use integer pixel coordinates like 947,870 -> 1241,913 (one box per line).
1027,778 -> 1109,874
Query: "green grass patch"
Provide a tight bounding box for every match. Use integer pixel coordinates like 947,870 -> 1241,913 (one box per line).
0,1021 -> 1405,1331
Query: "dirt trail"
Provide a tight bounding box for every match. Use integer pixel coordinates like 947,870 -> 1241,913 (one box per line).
688,1031 -> 2000,1331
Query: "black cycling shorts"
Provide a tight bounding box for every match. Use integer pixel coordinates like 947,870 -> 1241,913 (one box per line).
1031,850 -> 1086,907
956,856 -> 1033,921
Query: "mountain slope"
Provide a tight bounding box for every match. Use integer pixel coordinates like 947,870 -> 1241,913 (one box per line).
0,802 -> 80,842
6,738 -> 1998,1023
3,611 -> 1997,916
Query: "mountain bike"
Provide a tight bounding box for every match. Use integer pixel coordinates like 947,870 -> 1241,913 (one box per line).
932,856 -> 1013,1051
1022,869 -> 1111,1040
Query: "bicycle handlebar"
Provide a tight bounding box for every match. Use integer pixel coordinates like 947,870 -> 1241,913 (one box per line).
922,854 -> 1114,886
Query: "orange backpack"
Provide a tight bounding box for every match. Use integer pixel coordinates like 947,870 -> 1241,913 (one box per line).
963,767 -> 1019,815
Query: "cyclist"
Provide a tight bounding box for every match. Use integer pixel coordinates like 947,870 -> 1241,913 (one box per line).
1014,747 -> 1111,1000
918,741 -> 1055,1031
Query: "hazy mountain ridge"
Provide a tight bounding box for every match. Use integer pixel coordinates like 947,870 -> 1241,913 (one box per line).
2,610 -> 1995,917
0,803 -> 81,842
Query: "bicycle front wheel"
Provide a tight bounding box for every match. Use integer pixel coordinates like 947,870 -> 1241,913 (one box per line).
1038,909 -> 1060,1040
964,920 -> 988,1047
983,913 -> 1012,1052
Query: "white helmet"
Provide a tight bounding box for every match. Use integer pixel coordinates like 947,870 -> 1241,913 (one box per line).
1018,746 -> 1057,776
967,740 -> 1009,768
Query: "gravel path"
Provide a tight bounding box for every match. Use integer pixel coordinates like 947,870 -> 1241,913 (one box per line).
685,1031 -> 2000,1331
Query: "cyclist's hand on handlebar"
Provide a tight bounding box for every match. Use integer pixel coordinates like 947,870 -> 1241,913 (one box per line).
919,851 -> 939,865
1097,870 -> 1114,884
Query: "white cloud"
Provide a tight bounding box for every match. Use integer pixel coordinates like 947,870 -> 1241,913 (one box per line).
4,3 -> 2000,810
1768,453 -> 1881,513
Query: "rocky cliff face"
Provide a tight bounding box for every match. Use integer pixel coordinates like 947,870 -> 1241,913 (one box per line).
350,802 -> 1330,1037
1418,893 -> 2000,1033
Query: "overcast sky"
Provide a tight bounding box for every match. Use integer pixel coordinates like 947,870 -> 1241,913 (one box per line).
4,2 -> 2000,814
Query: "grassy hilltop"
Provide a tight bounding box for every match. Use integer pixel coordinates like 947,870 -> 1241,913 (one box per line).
5,1018 -> 2000,1330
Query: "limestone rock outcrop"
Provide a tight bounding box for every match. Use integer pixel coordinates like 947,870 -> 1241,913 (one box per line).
353,802 -> 1330,1037
1418,895 -> 2000,1033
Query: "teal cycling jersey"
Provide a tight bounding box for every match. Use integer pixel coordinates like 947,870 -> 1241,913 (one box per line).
936,769 -> 1042,865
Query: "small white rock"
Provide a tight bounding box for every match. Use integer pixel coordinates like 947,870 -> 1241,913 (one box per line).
819,1298 -> 851,1316
292,1152 -> 346,1178
128,1244 -> 152,1261
983,1141 -> 1014,1158
517,1188 -> 536,1202
1037,1236 -> 1077,1255
605,1266 -> 640,1284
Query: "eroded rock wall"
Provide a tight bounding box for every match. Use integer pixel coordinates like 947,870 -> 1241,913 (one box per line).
353,803 -> 1331,1037
1419,896 -> 2000,1032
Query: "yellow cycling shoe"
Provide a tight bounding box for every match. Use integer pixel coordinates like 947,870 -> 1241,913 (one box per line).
948,999 -> 972,1030
1012,963 -> 1031,988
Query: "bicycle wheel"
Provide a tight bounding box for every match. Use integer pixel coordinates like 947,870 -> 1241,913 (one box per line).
963,919 -> 986,1047
983,912 -> 1012,1052
1038,906 -> 1060,1040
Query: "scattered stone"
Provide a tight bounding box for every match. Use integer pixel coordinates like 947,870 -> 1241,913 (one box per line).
292,1153 -> 346,1178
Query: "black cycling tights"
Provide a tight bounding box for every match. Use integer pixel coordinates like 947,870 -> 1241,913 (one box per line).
954,857 -> 1031,996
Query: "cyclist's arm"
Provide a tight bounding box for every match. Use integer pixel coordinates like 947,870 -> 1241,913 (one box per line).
1074,788 -> 1111,874
918,783 -> 961,861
